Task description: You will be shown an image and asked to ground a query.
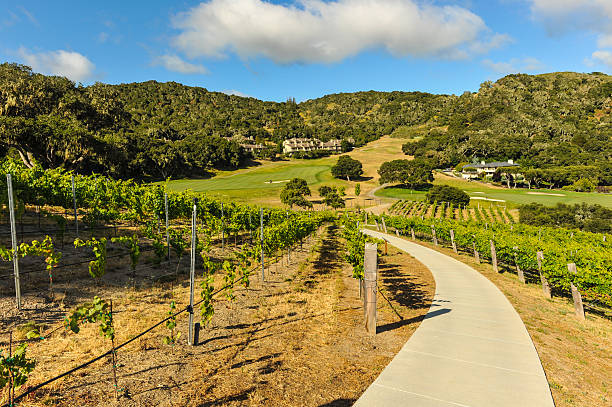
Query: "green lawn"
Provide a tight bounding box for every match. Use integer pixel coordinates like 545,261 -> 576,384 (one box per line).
164,159 -> 344,203
377,177 -> 612,208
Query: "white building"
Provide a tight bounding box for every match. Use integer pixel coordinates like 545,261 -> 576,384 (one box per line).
282,138 -> 342,155
461,160 -> 518,179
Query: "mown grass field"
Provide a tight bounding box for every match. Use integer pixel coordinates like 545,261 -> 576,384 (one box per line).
377,173 -> 612,208
165,136 -> 407,205
165,136 -> 612,208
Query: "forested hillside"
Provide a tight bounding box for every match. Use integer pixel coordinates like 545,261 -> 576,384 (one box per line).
0,62 -> 610,181
403,72 -> 612,185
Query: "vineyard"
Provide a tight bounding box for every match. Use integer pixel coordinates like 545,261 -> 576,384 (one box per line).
357,213 -> 612,311
389,199 -> 518,224
0,158 -> 339,405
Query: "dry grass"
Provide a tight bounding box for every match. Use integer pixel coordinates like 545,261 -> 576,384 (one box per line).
2,225 -> 435,407
406,239 -> 612,407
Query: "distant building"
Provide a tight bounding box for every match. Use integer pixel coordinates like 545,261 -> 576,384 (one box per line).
240,143 -> 265,154
461,160 -> 518,179
282,138 -> 343,155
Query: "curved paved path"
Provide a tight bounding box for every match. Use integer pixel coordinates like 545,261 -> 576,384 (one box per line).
355,230 -> 555,407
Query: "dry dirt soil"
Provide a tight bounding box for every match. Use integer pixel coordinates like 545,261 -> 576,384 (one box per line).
1,224 -> 435,407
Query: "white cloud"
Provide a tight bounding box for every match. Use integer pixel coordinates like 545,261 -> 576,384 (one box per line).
482,57 -> 544,75
18,48 -> 95,82
171,0 -> 504,64
529,0 -> 612,41
223,89 -> 251,97
152,54 -> 209,74
592,50 -> 612,68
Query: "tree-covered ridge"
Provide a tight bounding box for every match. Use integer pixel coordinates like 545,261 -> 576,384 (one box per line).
1,62 -> 610,182
403,72 -> 612,175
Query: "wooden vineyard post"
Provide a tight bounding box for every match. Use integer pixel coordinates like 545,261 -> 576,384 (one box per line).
71,174 -> 78,238
381,217 -> 387,234
513,247 -> 525,283
188,199 -> 197,346
7,174 -> 21,310
260,208 -> 265,282
164,193 -> 170,260
363,243 -> 378,335
490,240 -> 498,272
411,228 -> 415,240
450,229 -> 457,254
567,263 -> 585,321
395,228 -> 399,237
473,242 -> 480,264
374,220 -> 379,231
536,251 -> 551,298
431,226 -> 438,246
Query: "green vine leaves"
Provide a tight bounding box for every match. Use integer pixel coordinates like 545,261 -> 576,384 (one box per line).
65,296 -> 115,341
74,237 -> 107,280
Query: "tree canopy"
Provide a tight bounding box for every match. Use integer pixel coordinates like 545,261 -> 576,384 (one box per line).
331,155 -> 363,180
1,63 -> 610,183
280,178 -> 312,209
378,159 -> 433,188
425,185 -> 470,206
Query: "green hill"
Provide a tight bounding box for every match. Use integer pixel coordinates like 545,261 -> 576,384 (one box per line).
1,62 -> 610,182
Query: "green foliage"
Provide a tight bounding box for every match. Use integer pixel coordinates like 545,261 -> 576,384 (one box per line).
280,178 -> 312,209
519,203 -> 612,233
566,178 -> 596,192
168,228 -> 188,260
74,237 -> 107,280
163,301 -> 181,345
111,235 -> 140,271
425,185 -> 470,206
378,159 -> 434,188
331,155 -> 363,180
0,343 -> 36,403
382,213 -> 612,307
1,64 -> 611,182
65,296 -> 115,340
354,183 -> 361,197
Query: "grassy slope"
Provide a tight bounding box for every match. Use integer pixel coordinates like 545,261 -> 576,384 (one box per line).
377,173 -> 612,208
165,136 -> 406,206
166,135 -> 612,208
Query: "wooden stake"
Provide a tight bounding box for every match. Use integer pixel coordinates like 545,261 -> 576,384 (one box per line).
363,243 -> 377,335
450,229 -> 457,254
514,246 -> 525,283
536,251 -> 551,298
490,240 -> 498,272
567,263 -> 585,320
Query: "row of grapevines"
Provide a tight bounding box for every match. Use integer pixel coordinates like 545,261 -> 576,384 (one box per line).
377,214 -> 612,307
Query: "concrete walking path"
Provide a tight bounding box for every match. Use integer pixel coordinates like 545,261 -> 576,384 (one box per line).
355,230 -> 555,407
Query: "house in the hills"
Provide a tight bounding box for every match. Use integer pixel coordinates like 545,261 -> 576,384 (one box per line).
461,160 -> 518,179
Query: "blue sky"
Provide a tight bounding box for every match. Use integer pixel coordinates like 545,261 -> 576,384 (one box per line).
1,0 -> 611,102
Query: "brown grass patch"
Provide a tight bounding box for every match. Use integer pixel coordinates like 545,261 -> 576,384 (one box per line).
2,225 -> 435,407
